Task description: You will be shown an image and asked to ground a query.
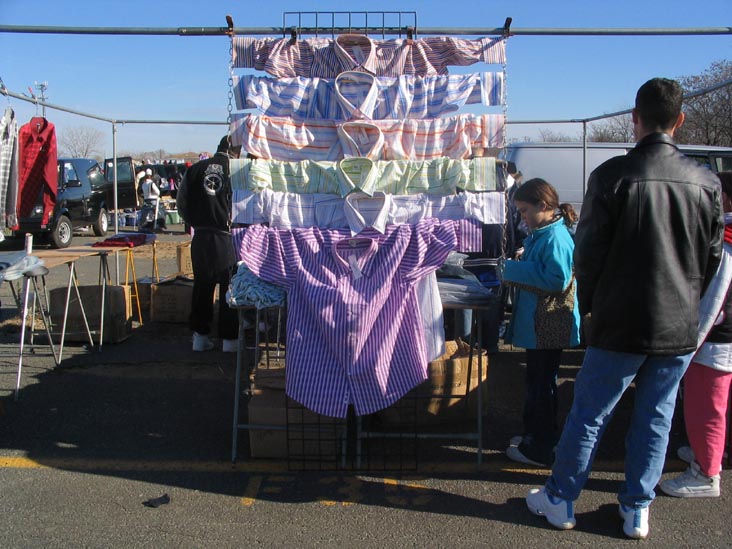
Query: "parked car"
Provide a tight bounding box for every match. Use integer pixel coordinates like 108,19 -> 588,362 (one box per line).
15,158 -> 111,248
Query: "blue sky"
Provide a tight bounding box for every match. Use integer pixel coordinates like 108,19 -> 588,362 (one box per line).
1,0 -> 730,157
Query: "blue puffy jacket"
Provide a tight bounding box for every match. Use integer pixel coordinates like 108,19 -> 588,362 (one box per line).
503,217 -> 580,350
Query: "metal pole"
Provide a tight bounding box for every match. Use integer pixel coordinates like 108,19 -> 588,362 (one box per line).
0,24 -> 731,36
582,121 -> 588,200
112,122 -> 120,284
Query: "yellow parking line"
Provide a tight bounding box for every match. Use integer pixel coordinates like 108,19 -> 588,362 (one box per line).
0,455 -> 629,474
241,475 -> 263,506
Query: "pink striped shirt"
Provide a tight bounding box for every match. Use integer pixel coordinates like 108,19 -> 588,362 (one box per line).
230,113 -> 505,161
233,34 -> 506,78
233,218 -> 481,417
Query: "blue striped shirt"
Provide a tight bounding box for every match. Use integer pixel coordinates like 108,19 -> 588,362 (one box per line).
231,188 -> 505,231
233,34 -> 506,78
233,218 -> 481,417
234,71 -> 504,121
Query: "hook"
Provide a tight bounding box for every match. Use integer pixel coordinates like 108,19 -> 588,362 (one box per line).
406,26 -> 415,42
225,15 -> 234,37
503,17 -> 513,37
289,26 -> 298,43
0,76 -> 9,103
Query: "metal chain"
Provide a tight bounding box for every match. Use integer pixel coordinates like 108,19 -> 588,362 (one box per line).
500,35 -> 509,259
227,35 -> 234,125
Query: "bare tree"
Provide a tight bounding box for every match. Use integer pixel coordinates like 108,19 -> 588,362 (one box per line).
676,60 -> 732,147
588,114 -> 634,143
59,126 -> 105,158
537,128 -> 579,142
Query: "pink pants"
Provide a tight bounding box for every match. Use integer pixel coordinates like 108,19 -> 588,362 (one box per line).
684,361 -> 732,477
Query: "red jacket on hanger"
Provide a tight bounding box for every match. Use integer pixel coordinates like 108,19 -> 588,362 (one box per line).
14,116 -> 57,227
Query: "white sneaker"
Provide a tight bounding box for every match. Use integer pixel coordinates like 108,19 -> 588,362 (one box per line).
526,487 -> 576,530
222,339 -> 238,353
660,461 -> 720,498
618,504 -> 649,540
510,435 -> 523,446
677,445 -> 695,464
192,332 -> 214,352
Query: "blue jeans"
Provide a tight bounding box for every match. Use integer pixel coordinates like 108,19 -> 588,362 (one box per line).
546,346 -> 693,508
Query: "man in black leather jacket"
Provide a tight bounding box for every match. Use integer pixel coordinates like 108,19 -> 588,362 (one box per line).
177,136 -> 241,352
525,78 -> 723,540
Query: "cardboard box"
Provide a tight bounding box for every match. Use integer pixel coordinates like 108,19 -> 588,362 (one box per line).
176,241 -> 193,277
378,340 -> 490,425
150,275 -> 194,323
247,385 -> 343,460
49,284 -> 132,343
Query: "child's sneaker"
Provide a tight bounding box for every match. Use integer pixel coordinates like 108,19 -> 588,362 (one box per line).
526,487 -> 576,530
660,461 -> 720,498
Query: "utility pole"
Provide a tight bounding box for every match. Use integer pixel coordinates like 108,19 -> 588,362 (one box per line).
34,81 -> 48,117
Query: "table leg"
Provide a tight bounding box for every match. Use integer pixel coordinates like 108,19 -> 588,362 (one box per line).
15,276 -> 32,401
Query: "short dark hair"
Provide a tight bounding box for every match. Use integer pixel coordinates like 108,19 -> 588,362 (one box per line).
635,78 -> 683,131
217,135 -> 232,153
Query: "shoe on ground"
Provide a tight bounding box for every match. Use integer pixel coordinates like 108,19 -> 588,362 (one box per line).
506,445 -> 550,467
192,332 -> 214,352
618,504 -> 649,540
660,461 -> 720,498
510,435 -> 523,447
222,339 -> 238,353
526,487 -> 576,530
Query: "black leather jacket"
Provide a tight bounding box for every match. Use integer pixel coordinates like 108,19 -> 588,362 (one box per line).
575,133 -> 723,355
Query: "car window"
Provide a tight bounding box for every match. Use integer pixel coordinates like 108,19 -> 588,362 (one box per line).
87,165 -> 106,190
714,156 -> 732,173
685,154 -> 713,171
60,161 -> 79,184
106,160 -> 133,182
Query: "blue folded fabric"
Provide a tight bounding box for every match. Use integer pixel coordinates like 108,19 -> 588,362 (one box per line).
226,262 -> 287,309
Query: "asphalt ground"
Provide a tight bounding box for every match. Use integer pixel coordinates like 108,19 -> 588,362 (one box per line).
0,227 -> 730,547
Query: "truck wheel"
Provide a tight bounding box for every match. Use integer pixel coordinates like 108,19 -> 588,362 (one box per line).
93,208 -> 109,236
50,215 -> 73,249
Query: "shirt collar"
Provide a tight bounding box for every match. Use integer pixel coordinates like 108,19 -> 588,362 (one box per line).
334,34 -> 378,74
343,191 -> 392,235
331,234 -> 378,278
334,71 -> 379,120
338,121 -> 384,160
336,157 -> 378,196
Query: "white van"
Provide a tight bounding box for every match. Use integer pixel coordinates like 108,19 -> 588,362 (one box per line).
503,142 -> 732,212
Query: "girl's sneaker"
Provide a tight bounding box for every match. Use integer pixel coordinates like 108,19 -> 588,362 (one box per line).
660,461 -> 720,498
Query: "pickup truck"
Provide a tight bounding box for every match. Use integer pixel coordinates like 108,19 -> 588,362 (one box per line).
15,158 -> 111,248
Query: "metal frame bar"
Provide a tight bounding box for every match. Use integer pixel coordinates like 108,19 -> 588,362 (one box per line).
1,24 -> 730,36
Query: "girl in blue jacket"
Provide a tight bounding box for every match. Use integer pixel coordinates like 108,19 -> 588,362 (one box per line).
501,178 -> 581,466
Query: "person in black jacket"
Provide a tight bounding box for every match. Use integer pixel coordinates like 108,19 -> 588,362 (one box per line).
177,135 -> 241,352
525,78 -> 723,540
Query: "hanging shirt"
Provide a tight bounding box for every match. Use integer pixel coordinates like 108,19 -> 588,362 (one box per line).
233,34 -> 506,78
234,71 -> 504,121
233,218 -> 481,418
0,106 -> 19,228
231,188 -> 506,229
230,113 -> 505,161
16,117 -> 57,225
229,156 -> 501,197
